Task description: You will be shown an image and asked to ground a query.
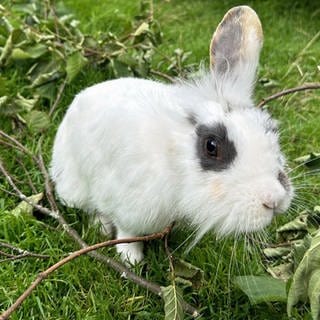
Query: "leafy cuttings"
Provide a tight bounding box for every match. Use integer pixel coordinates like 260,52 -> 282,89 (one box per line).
161,284 -> 184,320
234,275 -> 287,304
0,0 -> 163,129
259,206 -> 320,319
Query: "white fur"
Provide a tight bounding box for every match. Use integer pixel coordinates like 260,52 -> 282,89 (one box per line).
50,6 -> 293,264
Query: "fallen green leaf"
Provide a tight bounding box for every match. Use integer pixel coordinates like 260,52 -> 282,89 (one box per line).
0,96 -> 9,107
31,68 -> 61,88
234,275 -> 287,304
11,193 -> 43,216
133,22 -> 149,36
277,214 -> 308,233
277,213 -> 309,242
308,269 -> 320,320
66,51 -> 88,83
173,258 -> 204,289
24,110 -> 50,133
11,43 -> 48,60
161,285 -> 184,320
0,33 -> 13,66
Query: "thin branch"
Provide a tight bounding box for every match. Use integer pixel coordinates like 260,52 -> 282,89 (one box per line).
150,69 -> 175,83
257,82 -> 320,108
0,139 -> 22,151
0,254 -> 50,263
0,228 -> 171,320
0,130 -> 36,162
37,150 -> 57,211
0,160 -> 200,318
49,77 -> 67,117
0,242 -> 50,263
16,158 -> 38,194
0,242 -> 49,258
164,227 -> 175,276
0,250 -> 16,258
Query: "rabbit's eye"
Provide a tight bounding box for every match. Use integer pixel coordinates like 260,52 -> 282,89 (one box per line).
196,123 -> 236,171
205,138 -> 218,157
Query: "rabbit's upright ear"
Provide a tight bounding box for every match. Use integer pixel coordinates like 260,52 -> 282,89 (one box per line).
210,6 -> 263,106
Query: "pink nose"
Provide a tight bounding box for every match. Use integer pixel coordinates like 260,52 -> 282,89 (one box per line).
263,201 -> 276,210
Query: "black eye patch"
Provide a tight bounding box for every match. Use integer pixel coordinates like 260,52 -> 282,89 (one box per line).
196,123 -> 237,171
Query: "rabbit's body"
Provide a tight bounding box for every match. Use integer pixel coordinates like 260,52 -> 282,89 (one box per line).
51,77 -> 227,234
51,6 -> 294,263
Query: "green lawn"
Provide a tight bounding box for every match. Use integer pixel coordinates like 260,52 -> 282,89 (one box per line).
0,0 -> 319,319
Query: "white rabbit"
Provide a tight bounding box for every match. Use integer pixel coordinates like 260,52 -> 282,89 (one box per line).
50,6 -> 294,264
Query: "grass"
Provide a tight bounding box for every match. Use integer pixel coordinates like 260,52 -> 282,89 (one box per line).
0,0 -> 319,319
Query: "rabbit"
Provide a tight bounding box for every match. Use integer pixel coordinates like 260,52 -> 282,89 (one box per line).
50,6 -> 294,264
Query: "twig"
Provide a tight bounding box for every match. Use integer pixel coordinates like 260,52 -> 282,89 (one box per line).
37,151 -> 57,211
150,69 -> 175,83
0,242 -> 50,263
1,256 -> 35,263
0,228 -> 171,320
0,160 -> 199,318
0,242 -> 49,260
0,130 -> 36,162
0,250 -> 16,258
164,226 -> 175,275
0,254 -> 50,263
0,139 -> 21,152
16,158 -> 38,194
48,77 -> 67,117
257,83 -> 320,108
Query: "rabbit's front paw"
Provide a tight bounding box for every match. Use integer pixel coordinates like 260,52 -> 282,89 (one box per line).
116,242 -> 144,265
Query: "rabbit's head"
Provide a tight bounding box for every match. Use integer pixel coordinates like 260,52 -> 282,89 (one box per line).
179,6 -> 293,240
